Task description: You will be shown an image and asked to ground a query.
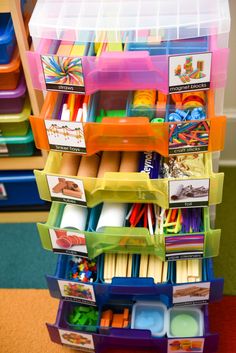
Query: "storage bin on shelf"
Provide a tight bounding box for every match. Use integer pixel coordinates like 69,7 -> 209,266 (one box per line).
0,129 -> 35,157
30,89 -> 226,156
27,0 -> 230,95
0,13 -> 16,65
0,48 -> 21,90
0,170 -> 46,207
46,254 -> 223,305
37,202 -> 220,260
0,97 -> 31,136
47,299 -> 218,353
0,74 -> 27,114
34,151 -> 224,208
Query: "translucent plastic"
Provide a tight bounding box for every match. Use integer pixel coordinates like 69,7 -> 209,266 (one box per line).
0,48 -> 21,90
0,129 -> 35,157
38,202 -> 220,260
29,0 -> 230,43
30,90 -> 226,156
0,74 -> 26,114
0,98 -> 30,136
34,152 -> 224,208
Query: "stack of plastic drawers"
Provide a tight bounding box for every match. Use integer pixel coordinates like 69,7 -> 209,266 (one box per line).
0,9 -> 45,209
28,1 -> 230,352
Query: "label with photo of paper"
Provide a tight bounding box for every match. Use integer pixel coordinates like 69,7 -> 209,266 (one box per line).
49,228 -> 88,257
169,121 -> 210,155
168,338 -> 204,353
169,52 -> 212,93
58,280 -> 96,305
173,282 -> 211,305
0,183 -> 7,200
165,233 -> 205,261
41,55 -> 85,93
46,175 -> 87,206
59,329 -> 95,351
169,178 -> 210,208
45,120 -> 86,154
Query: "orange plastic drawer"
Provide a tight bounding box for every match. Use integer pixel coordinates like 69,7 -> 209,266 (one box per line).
0,48 -> 21,90
30,90 -> 226,157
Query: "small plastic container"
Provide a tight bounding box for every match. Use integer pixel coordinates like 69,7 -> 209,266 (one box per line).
0,97 -> 31,136
0,13 -> 16,64
167,306 -> 204,338
0,170 -> 45,207
0,129 -> 35,157
131,301 -> 167,337
0,48 -> 21,90
0,74 -> 27,114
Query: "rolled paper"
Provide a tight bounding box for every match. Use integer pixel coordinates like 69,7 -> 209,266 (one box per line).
119,152 -> 140,173
96,203 -> 128,231
77,154 -> 100,177
97,151 -> 121,178
138,151 -> 161,179
63,188 -> 83,199
59,153 -> 81,176
60,204 -> 88,230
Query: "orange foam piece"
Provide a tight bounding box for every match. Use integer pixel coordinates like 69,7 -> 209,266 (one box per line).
123,308 -> 129,320
102,310 -> 113,321
123,320 -> 129,328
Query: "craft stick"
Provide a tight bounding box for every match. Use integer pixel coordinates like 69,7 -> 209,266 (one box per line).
139,254 -> 149,277
59,153 -> 81,176
60,204 -> 88,230
77,154 -> 100,177
162,261 -> 168,283
104,253 -> 116,283
119,152 -> 140,172
187,259 -> 202,282
115,254 -> 128,277
56,41 -> 73,56
70,42 -> 86,56
147,255 -> 163,283
96,203 -> 128,230
127,254 -> 133,277
176,260 -> 188,283
97,152 -> 121,178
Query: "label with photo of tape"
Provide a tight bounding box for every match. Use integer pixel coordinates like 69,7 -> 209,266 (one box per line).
169,178 -> 210,208
58,280 -> 96,306
59,329 -> 95,352
46,174 -> 87,206
45,120 -> 86,154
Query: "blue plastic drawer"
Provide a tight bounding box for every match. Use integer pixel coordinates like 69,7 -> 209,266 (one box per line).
0,13 -> 16,65
0,170 -> 45,207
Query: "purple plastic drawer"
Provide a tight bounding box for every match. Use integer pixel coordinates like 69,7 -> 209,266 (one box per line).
0,74 -> 26,114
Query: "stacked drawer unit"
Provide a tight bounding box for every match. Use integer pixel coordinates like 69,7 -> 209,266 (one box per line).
28,1 -> 230,352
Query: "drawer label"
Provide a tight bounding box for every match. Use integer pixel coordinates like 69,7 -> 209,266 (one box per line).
49,228 -> 88,257
0,183 -> 7,200
169,52 -> 212,93
45,120 -> 86,154
165,233 -> 205,261
173,282 -> 210,306
46,175 -> 87,206
41,55 -> 85,94
168,338 -> 204,353
169,121 -> 210,155
169,178 -> 210,208
58,280 -> 96,305
59,329 -> 95,351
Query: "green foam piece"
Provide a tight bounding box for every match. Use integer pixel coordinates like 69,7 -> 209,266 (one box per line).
151,118 -> 165,123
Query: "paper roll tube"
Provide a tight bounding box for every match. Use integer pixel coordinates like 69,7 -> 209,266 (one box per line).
59,154 -> 81,176
62,188 -> 83,199
97,151 -> 121,178
119,152 -> 140,172
77,154 -> 100,177
96,203 -> 128,231
60,204 -> 88,230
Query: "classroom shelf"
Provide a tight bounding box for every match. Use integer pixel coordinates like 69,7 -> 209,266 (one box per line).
34,152 -> 224,209
30,90 -> 226,156
0,210 -> 49,223
46,255 -> 223,305
47,300 -> 218,353
38,203 -> 220,260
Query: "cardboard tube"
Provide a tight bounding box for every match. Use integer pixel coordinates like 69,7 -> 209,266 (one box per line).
63,188 -> 83,199
119,152 -> 140,172
97,151 -> 121,178
60,204 -> 88,230
96,203 -> 128,231
77,154 -> 100,177
59,153 -> 81,176
52,179 -> 67,193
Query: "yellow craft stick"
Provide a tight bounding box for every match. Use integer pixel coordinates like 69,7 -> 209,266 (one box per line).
104,253 -> 116,283
147,255 -> 163,283
56,41 -> 73,56
162,261 -> 168,283
70,43 -> 86,56
127,254 -> 133,277
139,254 -> 149,277
173,209 -> 182,234
187,259 -> 202,282
176,260 -> 188,283
115,254 -> 128,277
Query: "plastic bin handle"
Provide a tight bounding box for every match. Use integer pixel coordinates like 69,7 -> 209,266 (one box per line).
98,51 -> 152,71
101,117 -> 150,125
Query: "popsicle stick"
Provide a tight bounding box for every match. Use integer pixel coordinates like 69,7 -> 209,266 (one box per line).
147,255 -> 163,283
115,254 -> 128,277
119,152 -> 140,172
139,254 -> 149,277
127,254 -> 133,277
162,261 -> 168,283
56,41 -> 73,56
97,152 -> 121,178
77,154 -> 100,177
176,260 -> 188,283
187,259 -> 202,282
104,253 -> 116,283
59,153 -> 81,176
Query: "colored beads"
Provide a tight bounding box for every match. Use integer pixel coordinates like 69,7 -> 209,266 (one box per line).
68,257 -> 97,283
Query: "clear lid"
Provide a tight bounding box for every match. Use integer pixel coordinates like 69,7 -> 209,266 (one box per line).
29,0 -> 230,43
